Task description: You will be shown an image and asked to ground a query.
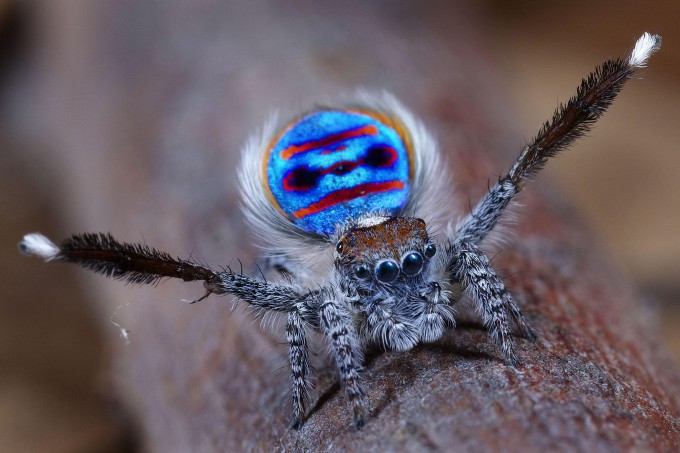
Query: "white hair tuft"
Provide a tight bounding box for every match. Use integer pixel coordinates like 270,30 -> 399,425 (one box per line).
628,32 -> 662,68
19,233 -> 60,260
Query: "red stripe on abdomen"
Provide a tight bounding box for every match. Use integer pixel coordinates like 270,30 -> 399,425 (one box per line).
281,125 -> 378,160
292,181 -> 405,219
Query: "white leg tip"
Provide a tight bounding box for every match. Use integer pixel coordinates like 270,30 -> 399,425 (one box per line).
19,233 -> 60,260
628,32 -> 662,68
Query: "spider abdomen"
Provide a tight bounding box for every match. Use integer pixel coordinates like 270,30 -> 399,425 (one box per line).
264,110 -> 414,235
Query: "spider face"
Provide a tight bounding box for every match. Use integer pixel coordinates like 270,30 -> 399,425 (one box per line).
334,216 -> 435,290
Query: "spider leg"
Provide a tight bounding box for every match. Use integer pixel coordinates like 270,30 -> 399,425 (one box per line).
178,269 -> 324,430
456,33 -> 661,244
152,256 -> 323,428
19,232 -> 224,287
319,297 -> 366,428
445,34 -> 660,363
19,232 -> 322,427
286,311 -> 310,429
446,240 -> 535,365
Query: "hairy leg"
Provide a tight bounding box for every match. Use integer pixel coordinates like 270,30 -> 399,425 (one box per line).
446,240 -> 534,365
286,311 -> 310,428
455,33 -> 661,244
446,34 -> 660,364
19,232 -> 323,423
319,298 -> 366,428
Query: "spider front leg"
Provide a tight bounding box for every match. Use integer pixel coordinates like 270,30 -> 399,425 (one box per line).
319,297 -> 366,428
446,240 -> 536,365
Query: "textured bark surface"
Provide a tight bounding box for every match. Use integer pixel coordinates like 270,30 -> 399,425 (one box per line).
17,1 -> 680,451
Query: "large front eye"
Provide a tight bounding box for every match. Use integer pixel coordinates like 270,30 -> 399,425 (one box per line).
375,260 -> 399,283
402,252 -> 424,276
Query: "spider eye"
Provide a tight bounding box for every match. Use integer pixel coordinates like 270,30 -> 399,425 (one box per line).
402,252 -> 424,276
336,241 -> 344,253
375,260 -> 399,283
354,265 -> 370,279
424,244 -> 436,258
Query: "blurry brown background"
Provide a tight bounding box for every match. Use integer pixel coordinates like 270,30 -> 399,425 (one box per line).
1,1 -> 678,451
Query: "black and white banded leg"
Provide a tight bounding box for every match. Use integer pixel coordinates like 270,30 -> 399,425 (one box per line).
447,240 -> 534,365
319,298 -> 366,428
286,311 -> 310,429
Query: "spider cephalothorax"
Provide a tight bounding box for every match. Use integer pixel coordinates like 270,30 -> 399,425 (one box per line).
334,216 -> 445,351
19,33 -> 661,429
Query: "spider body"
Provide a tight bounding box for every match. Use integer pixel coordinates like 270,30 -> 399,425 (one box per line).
19,33 -> 661,429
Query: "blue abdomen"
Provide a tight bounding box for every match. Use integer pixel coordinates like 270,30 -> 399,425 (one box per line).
265,110 -> 412,235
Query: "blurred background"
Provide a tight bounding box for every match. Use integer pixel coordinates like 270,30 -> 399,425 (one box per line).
1,1 -> 677,451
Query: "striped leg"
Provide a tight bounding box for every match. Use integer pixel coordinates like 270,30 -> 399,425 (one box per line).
447,240 -> 535,365
319,299 -> 366,428
286,311 -> 310,429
